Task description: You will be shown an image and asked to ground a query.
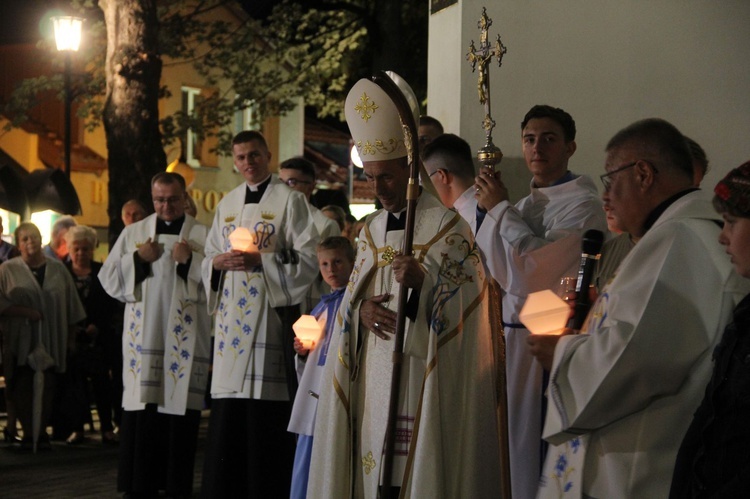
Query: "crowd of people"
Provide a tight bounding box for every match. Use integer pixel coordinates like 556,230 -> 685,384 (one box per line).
1,70 -> 750,499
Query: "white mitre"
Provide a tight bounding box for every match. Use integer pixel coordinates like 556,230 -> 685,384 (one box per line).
345,72 -> 419,162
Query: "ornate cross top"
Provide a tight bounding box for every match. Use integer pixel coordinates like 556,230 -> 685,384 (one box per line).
466,7 -> 508,169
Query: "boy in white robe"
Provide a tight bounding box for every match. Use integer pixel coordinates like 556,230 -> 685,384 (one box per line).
288,236 -> 354,499
99,172 -> 210,498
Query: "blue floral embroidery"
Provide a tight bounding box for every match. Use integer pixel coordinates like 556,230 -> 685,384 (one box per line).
548,437 -> 580,497
167,299 -> 195,398
215,271 -> 260,376
125,305 -> 142,395
430,235 -> 479,336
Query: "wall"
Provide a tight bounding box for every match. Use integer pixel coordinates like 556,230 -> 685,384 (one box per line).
428,0 -> 750,199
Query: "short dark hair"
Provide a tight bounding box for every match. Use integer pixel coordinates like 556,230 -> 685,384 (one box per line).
606,118 -> 693,179
280,156 -> 316,180
318,235 -> 355,262
423,133 -> 476,182
232,130 -> 268,149
419,115 -> 444,134
521,105 -> 576,142
685,136 -> 709,177
321,204 -> 346,230
151,171 -> 186,190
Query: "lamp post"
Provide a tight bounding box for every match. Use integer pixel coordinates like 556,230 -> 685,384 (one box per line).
51,16 -> 83,180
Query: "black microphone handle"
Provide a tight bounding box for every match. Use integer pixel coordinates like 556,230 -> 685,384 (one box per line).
571,256 -> 597,329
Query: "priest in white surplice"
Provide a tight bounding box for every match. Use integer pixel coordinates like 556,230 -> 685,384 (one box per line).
528,119 -> 750,498
99,172 -> 210,498
199,130 -> 319,498
308,73 -> 502,498
473,105 -> 607,499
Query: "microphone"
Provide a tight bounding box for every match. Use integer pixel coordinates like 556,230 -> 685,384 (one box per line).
570,229 -> 604,330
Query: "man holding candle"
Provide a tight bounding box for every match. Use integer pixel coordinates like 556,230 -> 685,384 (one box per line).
200,130 -> 319,498
99,172 -> 211,498
473,104 -> 607,499
308,73 -> 501,498
528,118 -> 750,498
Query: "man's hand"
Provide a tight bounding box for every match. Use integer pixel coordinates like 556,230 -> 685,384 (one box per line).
137,237 -> 162,263
172,239 -> 192,265
527,329 -> 573,371
474,167 -> 509,212
213,250 -> 262,271
360,294 -> 397,340
392,255 -> 425,290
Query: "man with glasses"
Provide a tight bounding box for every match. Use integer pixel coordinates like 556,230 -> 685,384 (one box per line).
279,157 -> 340,241
200,131 -> 319,497
528,118 -> 750,498
473,104 -> 607,499
99,172 -> 211,498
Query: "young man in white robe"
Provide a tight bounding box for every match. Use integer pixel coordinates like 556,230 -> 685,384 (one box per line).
528,118 -> 750,498
200,130 -> 319,498
99,172 -> 210,498
473,105 -> 608,499
308,73 -> 502,498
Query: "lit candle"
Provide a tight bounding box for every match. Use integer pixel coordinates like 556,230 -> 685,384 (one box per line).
292,315 -> 323,349
519,290 -> 570,335
228,227 -> 254,251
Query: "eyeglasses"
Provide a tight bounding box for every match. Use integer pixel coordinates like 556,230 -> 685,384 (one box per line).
283,178 -> 313,187
153,196 -> 183,205
600,161 -> 637,191
600,159 -> 659,191
428,169 -> 443,178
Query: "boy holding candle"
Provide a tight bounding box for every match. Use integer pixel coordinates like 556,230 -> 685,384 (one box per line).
287,236 -> 355,499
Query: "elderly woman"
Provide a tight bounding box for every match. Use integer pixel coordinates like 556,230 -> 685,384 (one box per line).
0,222 -> 85,447
59,226 -> 119,444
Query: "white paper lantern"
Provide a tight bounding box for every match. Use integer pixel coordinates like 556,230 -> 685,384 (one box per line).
228,227 -> 254,251
519,289 -> 570,335
293,314 -> 323,349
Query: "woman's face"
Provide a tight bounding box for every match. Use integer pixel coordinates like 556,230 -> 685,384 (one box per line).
16,227 -> 42,259
69,239 -> 94,268
719,213 -> 750,278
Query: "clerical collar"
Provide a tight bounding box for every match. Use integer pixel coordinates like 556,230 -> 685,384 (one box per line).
245,176 -> 271,204
156,215 -> 185,235
643,188 -> 699,233
386,209 -> 406,232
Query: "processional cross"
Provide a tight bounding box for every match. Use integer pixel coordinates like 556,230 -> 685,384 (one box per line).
466,7 -> 507,169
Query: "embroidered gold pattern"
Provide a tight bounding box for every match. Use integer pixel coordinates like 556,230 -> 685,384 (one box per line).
357,138 -> 403,157
362,451 -> 376,475
354,92 -> 378,122
224,216 -> 236,223
261,211 -> 275,220
381,245 -> 397,265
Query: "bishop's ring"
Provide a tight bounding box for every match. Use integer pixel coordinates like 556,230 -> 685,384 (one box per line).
373,321 -> 380,330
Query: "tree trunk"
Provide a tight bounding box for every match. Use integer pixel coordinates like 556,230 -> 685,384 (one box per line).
100,0 -> 164,246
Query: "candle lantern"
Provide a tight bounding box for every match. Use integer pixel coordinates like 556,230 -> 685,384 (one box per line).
293,314 -> 323,349
519,290 -> 570,335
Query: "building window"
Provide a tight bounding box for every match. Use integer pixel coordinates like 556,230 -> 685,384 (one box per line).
181,85 -> 218,168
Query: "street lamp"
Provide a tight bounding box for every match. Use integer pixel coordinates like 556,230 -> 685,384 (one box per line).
51,16 -> 83,179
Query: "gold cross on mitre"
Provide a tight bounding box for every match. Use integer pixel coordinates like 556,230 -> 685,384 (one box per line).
466,7 -> 507,170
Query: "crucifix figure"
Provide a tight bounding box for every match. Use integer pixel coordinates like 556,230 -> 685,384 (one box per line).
466,7 -> 507,169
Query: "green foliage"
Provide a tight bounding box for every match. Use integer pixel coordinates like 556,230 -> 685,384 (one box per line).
3,0 -> 426,154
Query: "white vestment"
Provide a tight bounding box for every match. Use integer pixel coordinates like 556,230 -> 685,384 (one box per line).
453,185 -> 479,234
302,206 -> 341,313
202,177 -> 318,400
537,191 -> 750,499
308,193 -> 502,498
475,174 -> 607,499
98,214 -> 211,415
